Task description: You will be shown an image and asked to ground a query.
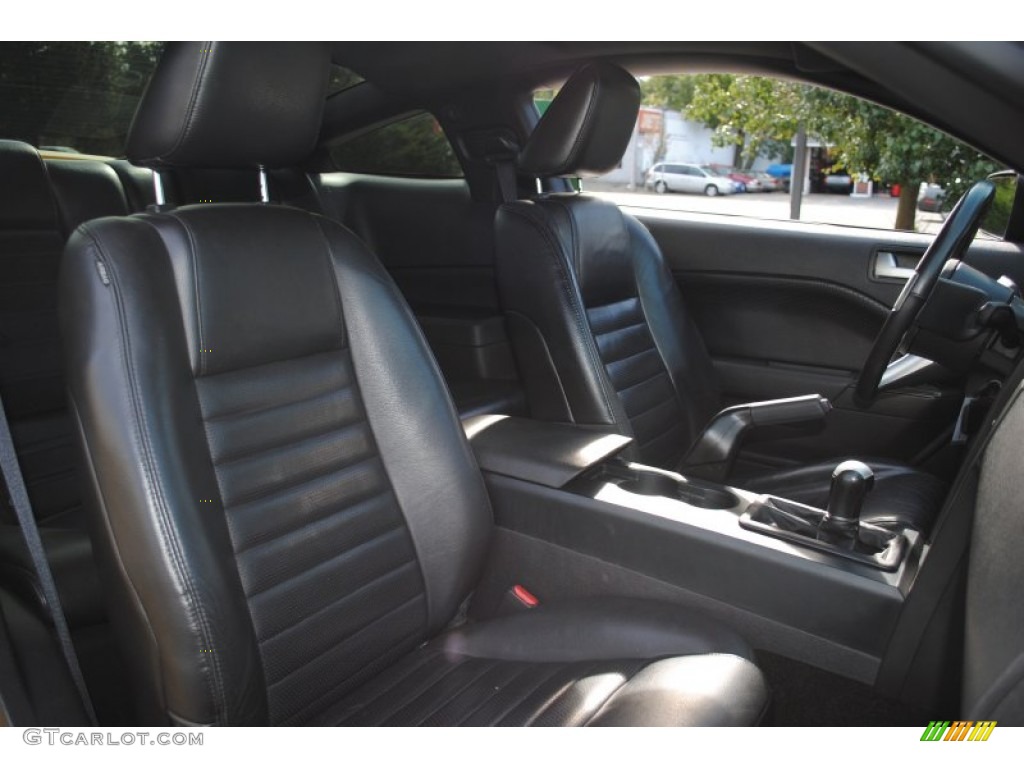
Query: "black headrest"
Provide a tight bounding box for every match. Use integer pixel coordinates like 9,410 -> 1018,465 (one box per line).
126,42 -> 331,170
0,140 -> 59,230
518,62 -> 640,179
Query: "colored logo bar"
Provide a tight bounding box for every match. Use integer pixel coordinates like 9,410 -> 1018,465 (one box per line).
920,721 -> 997,741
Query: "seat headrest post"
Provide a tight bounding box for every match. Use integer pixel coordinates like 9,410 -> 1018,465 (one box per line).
152,170 -> 166,206
258,165 -> 270,203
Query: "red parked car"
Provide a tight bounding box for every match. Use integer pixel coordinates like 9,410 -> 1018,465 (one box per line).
710,164 -> 762,192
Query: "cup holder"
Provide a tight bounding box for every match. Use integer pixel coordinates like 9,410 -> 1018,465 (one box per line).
619,471 -> 738,510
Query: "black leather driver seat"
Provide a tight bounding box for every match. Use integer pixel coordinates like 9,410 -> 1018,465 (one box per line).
59,42 -> 767,726
495,62 -> 945,533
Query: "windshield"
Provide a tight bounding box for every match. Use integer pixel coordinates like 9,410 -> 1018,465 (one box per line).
0,42 -> 163,157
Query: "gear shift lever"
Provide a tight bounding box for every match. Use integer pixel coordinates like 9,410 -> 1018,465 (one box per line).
820,460 -> 875,544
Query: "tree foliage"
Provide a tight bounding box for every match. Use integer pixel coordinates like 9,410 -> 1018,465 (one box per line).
641,73 -> 1000,229
639,74 -> 698,113
802,88 -> 999,227
683,74 -> 807,169
0,42 -> 162,156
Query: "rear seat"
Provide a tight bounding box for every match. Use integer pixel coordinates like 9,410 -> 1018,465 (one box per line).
0,140 -> 139,724
0,142 -> 83,531
315,173 -> 527,419
0,142 -> 137,629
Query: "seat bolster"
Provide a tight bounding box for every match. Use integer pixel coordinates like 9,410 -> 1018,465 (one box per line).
60,216 -> 268,725
317,216 -> 493,636
586,655 -> 769,726
737,459 -> 946,532
438,597 -> 754,662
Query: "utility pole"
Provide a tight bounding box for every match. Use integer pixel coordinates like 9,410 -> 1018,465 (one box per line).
790,123 -> 807,221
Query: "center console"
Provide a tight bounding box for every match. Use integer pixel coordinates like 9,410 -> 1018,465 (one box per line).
464,414 -> 926,684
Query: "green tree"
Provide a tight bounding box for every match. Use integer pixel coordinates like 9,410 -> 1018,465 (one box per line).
803,89 -> 999,230
640,74 -> 697,113
683,75 -> 808,169
668,73 -> 999,230
0,42 -> 162,156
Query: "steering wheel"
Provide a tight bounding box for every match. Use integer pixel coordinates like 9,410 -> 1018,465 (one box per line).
854,180 -> 996,406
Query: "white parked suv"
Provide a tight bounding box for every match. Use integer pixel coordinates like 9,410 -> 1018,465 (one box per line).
645,162 -> 738,196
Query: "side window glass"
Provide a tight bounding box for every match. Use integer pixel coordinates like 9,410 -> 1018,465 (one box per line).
0,42 -> 164,156
579,74 -> 1001,232
329,112 -> 463,178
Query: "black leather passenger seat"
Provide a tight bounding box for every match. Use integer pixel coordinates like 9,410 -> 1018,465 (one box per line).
59,41 -> 769,727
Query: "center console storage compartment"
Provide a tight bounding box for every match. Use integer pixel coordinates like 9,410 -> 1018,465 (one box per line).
465,415 -> 632,488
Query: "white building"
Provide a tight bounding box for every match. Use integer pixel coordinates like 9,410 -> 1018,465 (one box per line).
599,107 -> 780,187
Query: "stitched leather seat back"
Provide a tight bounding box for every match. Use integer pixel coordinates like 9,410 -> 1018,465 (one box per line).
497,196 -> 721,469
62,202 -> 492,725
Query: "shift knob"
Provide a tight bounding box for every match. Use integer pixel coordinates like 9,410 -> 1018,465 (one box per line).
826,460 -> 875,527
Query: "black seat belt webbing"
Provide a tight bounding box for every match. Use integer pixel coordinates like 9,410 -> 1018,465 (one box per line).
0,395 -> 97,725
495,160 -> 518,204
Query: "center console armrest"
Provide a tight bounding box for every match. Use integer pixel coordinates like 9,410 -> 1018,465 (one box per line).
684,394 -> 831,482
464,415 -> 632,488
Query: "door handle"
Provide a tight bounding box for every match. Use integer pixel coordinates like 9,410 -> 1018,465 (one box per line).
873,251 -> 917,281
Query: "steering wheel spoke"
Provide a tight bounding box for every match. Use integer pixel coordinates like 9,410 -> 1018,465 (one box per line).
879,353 -> 940,391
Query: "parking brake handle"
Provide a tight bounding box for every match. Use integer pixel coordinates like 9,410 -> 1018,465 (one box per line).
682,395 -> 832,483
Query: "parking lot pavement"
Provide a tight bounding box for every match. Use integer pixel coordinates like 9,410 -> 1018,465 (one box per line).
586,184 -> 947,234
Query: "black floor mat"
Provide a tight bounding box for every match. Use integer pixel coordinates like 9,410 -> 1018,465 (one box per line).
756,651 -> 929,726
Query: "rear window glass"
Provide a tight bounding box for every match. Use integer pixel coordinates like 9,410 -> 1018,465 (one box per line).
329,112 -> 463,178
0,41 -> 164,157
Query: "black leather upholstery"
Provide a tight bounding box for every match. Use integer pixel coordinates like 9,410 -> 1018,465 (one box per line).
126,42 -> 331,169
0,141 -> 78,529
62,200 -> 768,726
497,63 -> 944,532
46,161 -> 134,235
59,42 -> 768,727
518,62 -> 641,178
465,415 -> 632,488
328,599 -> 766,726
0,526 -> 104,627
0,142 -> 150,629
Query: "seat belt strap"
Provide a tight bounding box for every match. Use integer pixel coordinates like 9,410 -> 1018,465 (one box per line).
0,395 -> 97,725
495,161 -> 519,204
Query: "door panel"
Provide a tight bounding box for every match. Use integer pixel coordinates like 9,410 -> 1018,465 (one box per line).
628,206 -> 1022,468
